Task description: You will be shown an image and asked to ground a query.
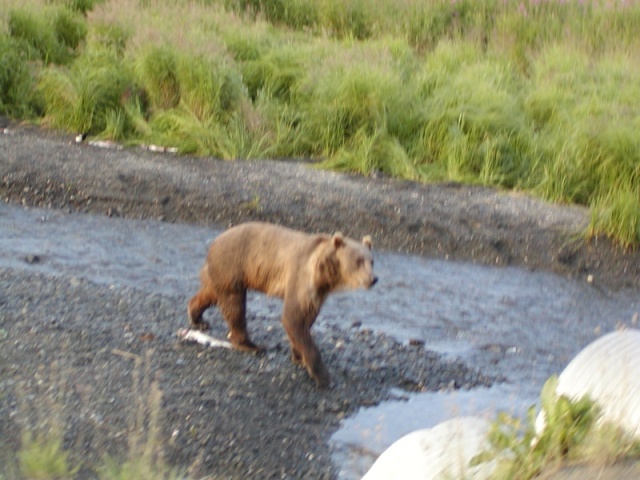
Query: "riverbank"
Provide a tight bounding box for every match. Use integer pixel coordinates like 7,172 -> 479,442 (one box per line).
1,123 -> 638,290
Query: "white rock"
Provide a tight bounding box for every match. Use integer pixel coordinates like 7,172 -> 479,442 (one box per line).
362,416 -> 496,480
536,329 -> 640,438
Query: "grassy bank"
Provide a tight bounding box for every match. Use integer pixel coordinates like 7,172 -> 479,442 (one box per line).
1,0 -> 639,246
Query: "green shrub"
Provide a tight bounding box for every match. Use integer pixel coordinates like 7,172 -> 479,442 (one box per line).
229,0 -> 318,29
38,49 -> 143,137
321,0 -> 372,40
88,22 -> 131,57
475,377 -> 597,479
525,45 -> 640,244
407,0 -> 497,52
47,0 -> 106,15
138,49 -> 248,158
7,7 -> 86,65
149,109 -> 237,158
241,48 -> 304,102
2,0 -> 640,246
136,46 -> 181,110
8,8 -> 66,64
176,53 -> 246,122
323,129 -> 419,179
223,29 -> 269,63
590,182 -> 640,249
416,49 -> 534,187
53,7 -> 87,51
0,35 -> 38,117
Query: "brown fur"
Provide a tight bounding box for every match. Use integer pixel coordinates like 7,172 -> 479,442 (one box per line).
187,222 -> 377,388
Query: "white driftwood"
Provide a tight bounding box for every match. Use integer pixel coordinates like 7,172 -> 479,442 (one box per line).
536,329 -> 640,438
362,417 -> 496,480
176,328 -> 233,349
88,139 -> 123,150
142,144 -> 179,154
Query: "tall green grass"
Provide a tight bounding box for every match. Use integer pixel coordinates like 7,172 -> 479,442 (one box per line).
0,36 -> 39,116
1,0 -> 639,246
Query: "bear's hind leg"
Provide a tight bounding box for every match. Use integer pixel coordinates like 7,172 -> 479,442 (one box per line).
187,289 -> 215,331
219,291 -> 262,353
291,348 -> 302,365
187,266 -> 217,331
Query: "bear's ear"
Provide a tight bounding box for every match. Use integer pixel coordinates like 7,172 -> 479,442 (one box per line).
362,235 -> 373,250
331,232 -> 344,249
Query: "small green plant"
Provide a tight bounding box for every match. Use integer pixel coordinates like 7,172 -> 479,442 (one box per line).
473,376 -> 640,479
99,350 -> 186,480
240,194 -> 262,212
17,432 -> 78,480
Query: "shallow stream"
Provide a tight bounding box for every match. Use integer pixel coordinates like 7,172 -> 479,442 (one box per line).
1,202 -> 637,478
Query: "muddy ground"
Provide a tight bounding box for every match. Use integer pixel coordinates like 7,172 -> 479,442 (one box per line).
0,120 -> 639,479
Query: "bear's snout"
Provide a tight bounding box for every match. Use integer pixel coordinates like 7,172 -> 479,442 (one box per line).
370,276 -> 378,287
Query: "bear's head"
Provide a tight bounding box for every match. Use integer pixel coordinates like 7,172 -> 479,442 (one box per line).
314,232 -> 378,294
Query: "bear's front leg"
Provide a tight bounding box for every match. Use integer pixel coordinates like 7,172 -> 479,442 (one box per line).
282,299 -> 331,388
219,291 -> 263,353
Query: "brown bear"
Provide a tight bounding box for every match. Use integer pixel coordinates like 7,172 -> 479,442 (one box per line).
187,222 -> 378,388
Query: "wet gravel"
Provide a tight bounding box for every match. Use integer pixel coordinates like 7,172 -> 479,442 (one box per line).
1,120 -> 639,478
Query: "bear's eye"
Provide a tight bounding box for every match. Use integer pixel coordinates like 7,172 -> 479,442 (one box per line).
356,257 -> 364,268
371,259 -> 374,268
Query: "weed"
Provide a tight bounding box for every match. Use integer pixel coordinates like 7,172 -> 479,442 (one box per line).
99,350 -> 186,480
240,194 -> 262,212
2,351 -> 192,479
17,432 -> 78,480
473,376 -> 640,479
